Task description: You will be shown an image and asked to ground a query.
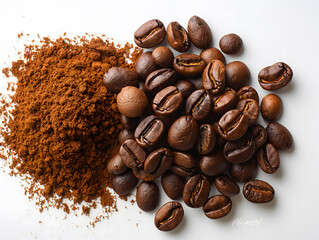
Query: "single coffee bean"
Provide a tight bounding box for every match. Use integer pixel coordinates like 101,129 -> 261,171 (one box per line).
257,143 -> 280,174
258,62 -> 293,90
135,52 -> 159,80
212,88 -> 238,116
237,86 -> 259,103
196,124 -> 216,155
202,60 -> 226,95
133,167 -> 156,181
200,47 -> 226,65
243,180 -> 275,203
136,181 -> 160,212
153,86 -> 183,116
261,94 -> 283,121
225,61 -> 250,91
134,19 -> 166,48
154,201 -> 184,231
120,115 -> 139,131
200,150 -> 228,176
119,139 -> 146,169
107,154 -> 128,175
168,115 -> 199,151
171,152 -> 196,177
144,148 -> 173,178
144,68 -> 176,95
215,174 -> 240,197
135,115 -> 165,148
167,22 -> 191,52
203,195 -> 232,219
223,135 -> 255,164
152,46 -> 174,68
183,174 -> 211,208
229,156 -> 258,182
175,80 -> 195,99
161,171 -> 186,200
118,129 -> 134,145
111,170 -> 138,196
266,122 -> 293,150
236,99 -> 259,126
103,67 -> 139,93
219,33 -> 243,54
187,15 -> 212,49
248,124 -> 267,149
185,89 -> 213,121
173,54 -> 206,77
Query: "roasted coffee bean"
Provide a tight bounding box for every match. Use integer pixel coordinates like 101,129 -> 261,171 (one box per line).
183,174 -> 210,208
103,67 -> 139,93
202,60 -> 225,95
212,88 -> 238,116
173,54 -> 206,77
243,180 -> 275,203
187,15 -> 212,49
237,86 -> 259,103
167,22 -> 191,52
135,52 -> 159,80
223,135 -> 255,164
136,181 -> 160,212
171,152 -> 196,177
134,19 -> 166,48
225,61 -> 250,91
168,115 -> 199,151
133,167 -> 156,181
258,62 -> 293,90
120,115 -> 139,131
135,115 -> 165,148
107,154 -> 128,175
118,129 -> 134,145
196,124 -> 216,155
144,148 -> 173,178
266,122 -> 293,150
229,156 -> 258,182
215,174 -> 239,197
217,109 -> 249,140
219,33 -> 243,54
236,99 -> 259,126
154,201 -> 184,231
161,171 -> 186,200
111,170 -> 138,196
144,68 -> 176,95
200,150 -> 228,176
200,47 -> 226,65
203,195 -> 232,219
248,124 -> 267,149
175,80 -> 195,99
152,46 -> 174,68
153,86 -> 183,116
185,89 -> 213,121
119,140 -> 146,169
261,94 -> 283,121
257,143 -> 280,174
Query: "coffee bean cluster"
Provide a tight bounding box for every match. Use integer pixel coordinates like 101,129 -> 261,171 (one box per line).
103,16 -> 294,232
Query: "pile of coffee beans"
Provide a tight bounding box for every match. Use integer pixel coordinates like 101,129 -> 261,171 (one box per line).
103,16 -> 293,231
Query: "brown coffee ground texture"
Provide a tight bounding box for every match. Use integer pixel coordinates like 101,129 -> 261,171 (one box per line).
0,34 -> 142,216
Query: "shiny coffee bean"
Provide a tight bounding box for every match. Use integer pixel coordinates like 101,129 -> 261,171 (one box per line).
219,33 -> 243,54
135,115 -> 165,148
236,99 -> 259,126
243,180 -> 275,203
144,68 -> 176,95
152,46 -> 174,68
229,156 -> 258,182
200,47 -> 226,65
203,195 -> 232,219
111,170 -> 138,196
200,150 -> 228,177
118,129 -> 134,145
185,89 -> 213,121
167,22 -> 191,52
173,54 -> 206,77
212,88 -> 238,116
134,19 -> 166,48
107,154 -> 128,175
144,148 -> 173,178
103,67 -> 139,93
175,80 -> 195,99
136,181 -> 160,212
257,143 -> 280,174
120,115 -> 139,131
266,122 -> 293,150
171,152 -> 196,177
202,60 -> 226,95
215,174 -> 239,197
133,167 -> 156,181
237,86 -> 259,103
225,61 -> 250,91
196,124 -> 216,155
154,201 -> 184,231
161,171 -> 186,200
187,15 -> 212,49
135,52 -> 159,80
119,139 -> 146,169
183,174 -> 210,208
258,62 -> 293,90
153,86 -> 183,116
224,135 -> 255,164
261,94 -> 283,121
248,124 -> 267,149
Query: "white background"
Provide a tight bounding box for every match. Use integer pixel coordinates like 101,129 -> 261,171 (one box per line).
0,0 -> 318,239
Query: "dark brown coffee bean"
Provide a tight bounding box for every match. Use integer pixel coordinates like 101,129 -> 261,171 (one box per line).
261,94 -> 283,121
225,61 -> 250,91
258,62 -> 293,90
171,152 -> 196,177
168,115 -> 199,151
120,115 -> 139,131
229,156 -> 258,182
257,143 -> 280,174
107,154 -> 128,175
236,99 -> 259,126
200,150 -> 228,176
119,139 -> 146,169
183,174 -> 210,208
111,170 -> 138,195
202,60 -> 226,95
135,52 -> 159,80
248,124 -> 267,149
103,67 -> 139,93
203,195 -> 232,219
187,15 -> 212,49
243,180 -> 275,203
133,167 -> 156,181
200,48 -> 226,65
152,46 -> 174,68
136,181 -> 160,212
219,33 -> 243,54
215,174 -> 239,197
237,86 -> 259,103
144,148 -> 173,178
212,88 -> 238,116
266,122 -> 293,150
144,68 -> 176,95
118,129 -> 134,145
224,135 -> 255,164
175,80 -> 195,99
185,89 -> 213,121
154,201 -> 184,231
167,22 -> 191,52
173,54 -> 206,77
161,171 -> 186,200
134,19 -> 166,48
196,124 -> 216,155
153,86 -> 183,116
